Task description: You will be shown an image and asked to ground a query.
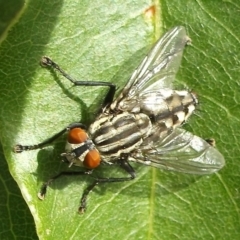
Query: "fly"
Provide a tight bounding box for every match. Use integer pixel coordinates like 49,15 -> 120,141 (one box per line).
14,26 -> 225,213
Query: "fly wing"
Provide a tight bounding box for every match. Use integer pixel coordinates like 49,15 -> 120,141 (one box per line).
130,128 -> 225,175
111,26 -> 190,112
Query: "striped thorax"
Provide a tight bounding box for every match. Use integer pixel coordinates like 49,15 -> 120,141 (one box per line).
87,89 -> 198,163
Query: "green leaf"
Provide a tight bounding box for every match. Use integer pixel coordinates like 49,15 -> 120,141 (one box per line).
0,0 -> 24,37
0,0 -> 240,239
0,143 -> 37,239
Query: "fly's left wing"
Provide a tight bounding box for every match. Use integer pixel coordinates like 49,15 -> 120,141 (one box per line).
110,26 -> 190,112
130,128 -> 225,175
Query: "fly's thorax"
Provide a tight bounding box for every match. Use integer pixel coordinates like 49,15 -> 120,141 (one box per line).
115,97 -> 140,113
89,112 -> 152,158
62,128 -> 101,169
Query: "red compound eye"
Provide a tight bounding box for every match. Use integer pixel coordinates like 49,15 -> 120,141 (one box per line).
83,149 -> 101,169
68,128 -> 88,144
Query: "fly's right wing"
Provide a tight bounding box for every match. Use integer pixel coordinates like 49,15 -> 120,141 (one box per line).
130,128 -> 225,175
111,26 -> 191,112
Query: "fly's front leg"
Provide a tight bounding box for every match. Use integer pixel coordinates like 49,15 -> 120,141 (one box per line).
41,56 -> 116,108
13,122 -> 86,153
37,162 -> 135,214
38,170 -> 93,200
79,153 -> 136,213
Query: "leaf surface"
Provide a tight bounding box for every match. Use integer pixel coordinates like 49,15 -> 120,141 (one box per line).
0,0 -> 239,239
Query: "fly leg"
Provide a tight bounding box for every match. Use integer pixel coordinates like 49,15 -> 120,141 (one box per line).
41,56 -> 116,107
79,153 -> 136,213
38,170 -> 93,200
36,155 -> 135,213
13,122 -> 86,153
37,158 -> 135,214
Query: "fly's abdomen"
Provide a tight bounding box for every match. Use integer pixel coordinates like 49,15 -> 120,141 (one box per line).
140,89 -> 197,128
89,112 -> 152,155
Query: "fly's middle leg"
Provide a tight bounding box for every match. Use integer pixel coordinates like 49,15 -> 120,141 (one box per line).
41,56 -> 116,108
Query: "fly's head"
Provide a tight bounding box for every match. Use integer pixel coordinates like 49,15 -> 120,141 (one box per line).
62,128 -> 101,169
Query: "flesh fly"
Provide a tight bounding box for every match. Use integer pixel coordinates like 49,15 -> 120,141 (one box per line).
14,26 -> 225,213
